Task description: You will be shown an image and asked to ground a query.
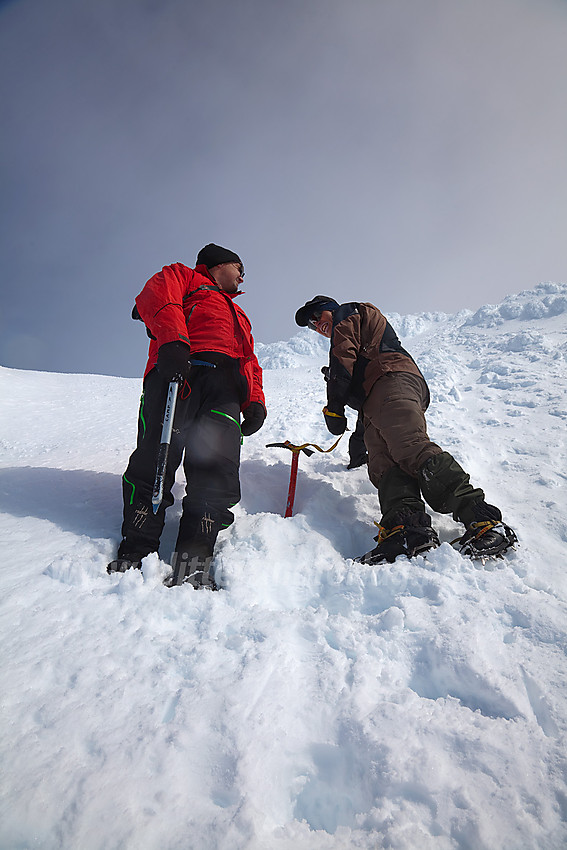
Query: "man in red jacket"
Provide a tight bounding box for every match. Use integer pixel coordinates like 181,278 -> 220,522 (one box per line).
108,244 -> 266,588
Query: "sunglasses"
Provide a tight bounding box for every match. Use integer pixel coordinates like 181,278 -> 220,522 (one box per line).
307,310 -> 323,331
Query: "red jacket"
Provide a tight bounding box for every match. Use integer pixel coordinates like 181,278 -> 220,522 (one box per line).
135,263 -> 265,411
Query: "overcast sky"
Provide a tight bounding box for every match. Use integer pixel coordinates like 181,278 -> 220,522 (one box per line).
1,0 -> 566,378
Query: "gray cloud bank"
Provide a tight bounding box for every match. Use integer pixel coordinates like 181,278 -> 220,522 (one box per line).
1,0 -> 566,377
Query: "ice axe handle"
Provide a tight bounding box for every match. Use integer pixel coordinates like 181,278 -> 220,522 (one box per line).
284,451 -> 300,517
152,379 -> 179,514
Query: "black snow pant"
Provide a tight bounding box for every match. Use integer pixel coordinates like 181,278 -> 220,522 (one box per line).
119,356 -> 244,562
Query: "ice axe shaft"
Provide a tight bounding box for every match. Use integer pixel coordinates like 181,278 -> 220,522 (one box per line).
285,451 -> 300,518
152,379 -> 179,514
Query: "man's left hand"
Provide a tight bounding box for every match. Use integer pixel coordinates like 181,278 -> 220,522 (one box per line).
241,402 -> 266,436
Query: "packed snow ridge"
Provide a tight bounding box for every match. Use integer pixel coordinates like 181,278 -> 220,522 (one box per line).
1,282 -> 566,850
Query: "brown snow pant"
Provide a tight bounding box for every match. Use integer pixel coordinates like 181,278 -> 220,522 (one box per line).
362,372 -> 484,527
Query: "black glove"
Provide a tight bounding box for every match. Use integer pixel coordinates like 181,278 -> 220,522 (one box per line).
156,341 -> 192,383
321,366 -> 330,382
323,406 -> 347,436
241,402 -> 266,436
347,451 -> 368,470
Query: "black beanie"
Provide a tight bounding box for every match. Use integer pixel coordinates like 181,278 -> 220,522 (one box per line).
196,243 -> 242,269
295,295 -> 339,327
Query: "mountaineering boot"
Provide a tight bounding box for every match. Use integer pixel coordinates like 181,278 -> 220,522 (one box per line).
111,488 -> 165,575
164,506 -> 226,588
358,524 -> 407,564
403,514 -> 441,557
454,500 -> 517,559
107,540 -> 149,573
455,521 -> 517,559
107,557 -> 142,573
164,550 -> 218,589
358,510 -> 440,565
377,466 -> 427,528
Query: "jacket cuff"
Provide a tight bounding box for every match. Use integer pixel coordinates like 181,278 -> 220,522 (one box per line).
155,329 -> 191,348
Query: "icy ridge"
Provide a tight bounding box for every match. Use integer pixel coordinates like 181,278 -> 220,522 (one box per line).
256,283 -> 567,370
465,281 -> 567,327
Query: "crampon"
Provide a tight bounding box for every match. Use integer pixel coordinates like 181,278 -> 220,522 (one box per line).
357,521 -> 440,565
453,520 -> 517,562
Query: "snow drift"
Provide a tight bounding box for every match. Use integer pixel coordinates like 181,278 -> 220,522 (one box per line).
1,282 -> 567,849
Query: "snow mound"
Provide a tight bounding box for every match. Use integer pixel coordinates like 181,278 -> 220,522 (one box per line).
256,283 -> 567,372
256,328 -> 329,369
465,281 -> 567,327
255,312 -> 466,371
385,309 -> 472,339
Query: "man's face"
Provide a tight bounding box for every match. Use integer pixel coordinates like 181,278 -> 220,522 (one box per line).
210,262 -> 244,293
310,310 -> 333,338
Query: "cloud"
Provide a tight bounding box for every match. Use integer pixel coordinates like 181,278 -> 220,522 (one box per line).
1,0 -> 566,376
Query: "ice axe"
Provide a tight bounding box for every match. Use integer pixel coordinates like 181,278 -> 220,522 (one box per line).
151,361 -> 217,515
152,379 -> 180,514
266,435 -> 344,517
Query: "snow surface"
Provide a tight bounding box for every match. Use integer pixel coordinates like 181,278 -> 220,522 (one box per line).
1,282 -> 567,850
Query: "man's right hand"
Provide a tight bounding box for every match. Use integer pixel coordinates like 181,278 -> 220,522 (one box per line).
323,406 -> 347,435
156,341 -> 192,383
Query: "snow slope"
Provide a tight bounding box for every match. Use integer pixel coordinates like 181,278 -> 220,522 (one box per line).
1,282 -> 566,850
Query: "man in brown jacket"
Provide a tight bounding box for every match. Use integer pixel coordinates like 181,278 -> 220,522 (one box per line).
295,295 -> 516,563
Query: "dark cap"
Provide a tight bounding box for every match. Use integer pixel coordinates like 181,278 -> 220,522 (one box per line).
295,295 -> 339,327
196,243 -> 242,269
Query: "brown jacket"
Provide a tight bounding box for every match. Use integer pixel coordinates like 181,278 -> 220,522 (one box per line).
326,301 -> 424,412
